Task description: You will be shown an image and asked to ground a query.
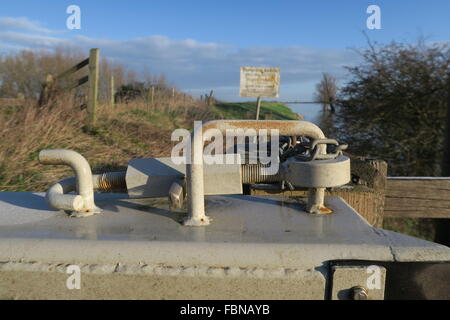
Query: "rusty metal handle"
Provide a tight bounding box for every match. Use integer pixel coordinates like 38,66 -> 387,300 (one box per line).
185,120 -> 328,226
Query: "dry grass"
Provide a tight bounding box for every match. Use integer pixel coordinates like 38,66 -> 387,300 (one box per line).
0,93 -> 216,192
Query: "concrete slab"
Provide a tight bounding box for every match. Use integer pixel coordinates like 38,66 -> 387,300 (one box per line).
0,192 -> 448,299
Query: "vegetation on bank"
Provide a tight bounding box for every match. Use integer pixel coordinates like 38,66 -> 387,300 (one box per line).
317,39 -> 450,244
214,101 -> 301,120
0,48 -> 300,193
0,96 -> 299,193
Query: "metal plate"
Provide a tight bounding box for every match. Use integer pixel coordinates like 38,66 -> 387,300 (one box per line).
329,260 -> 450,300
330,265 -> 386,300
126,157 -> 242,198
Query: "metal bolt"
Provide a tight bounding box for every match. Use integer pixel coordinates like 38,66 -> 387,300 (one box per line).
351,286 -> 369,300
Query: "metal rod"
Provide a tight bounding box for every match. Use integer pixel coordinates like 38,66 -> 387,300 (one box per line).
185,122 -> 209,226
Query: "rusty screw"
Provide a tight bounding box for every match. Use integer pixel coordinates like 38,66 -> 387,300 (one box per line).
351,286 -> 369,300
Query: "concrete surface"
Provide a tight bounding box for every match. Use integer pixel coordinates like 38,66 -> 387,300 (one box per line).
0,192 -> 448,299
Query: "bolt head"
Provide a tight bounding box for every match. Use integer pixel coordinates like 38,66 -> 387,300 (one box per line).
351,286 -> 369,300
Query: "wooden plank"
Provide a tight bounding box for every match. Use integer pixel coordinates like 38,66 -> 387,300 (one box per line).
68,75 -> 89,89
57,58 -> 89,79
385,177 -> 450,218
250,187 -> 384,227
252,177 -> 450,220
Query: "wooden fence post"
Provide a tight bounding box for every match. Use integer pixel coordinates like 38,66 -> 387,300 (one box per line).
333,158 -> 387,227
255,96 -> 262,120
151,86 -> 155,106
87,48 -> 99,128
38,74 -> 55,107
207,90 -> 214,106
110,75 -> 115,109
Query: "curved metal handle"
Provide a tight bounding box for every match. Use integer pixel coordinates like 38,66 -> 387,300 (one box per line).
39,149 -> 101,216
185,120 -> 328,226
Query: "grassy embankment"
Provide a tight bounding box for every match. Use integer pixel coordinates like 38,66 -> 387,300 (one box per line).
214,101 -> 301,120
0,98 -> 300,193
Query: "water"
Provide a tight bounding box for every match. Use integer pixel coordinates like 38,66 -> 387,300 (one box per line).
287,103 -> 337,138
287,103 -> 323,124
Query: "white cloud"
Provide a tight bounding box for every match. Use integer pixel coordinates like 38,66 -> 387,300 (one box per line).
0,16 -> 360,100
0,31 -> 64,48
0,17 -> 51,33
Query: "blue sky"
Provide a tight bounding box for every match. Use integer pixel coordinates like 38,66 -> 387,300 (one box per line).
1,0 -> 449,100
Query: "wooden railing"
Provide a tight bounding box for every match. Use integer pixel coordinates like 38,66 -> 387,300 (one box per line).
39,48 -> 102,128
249,159 -> 450,225
385,177 -> 450,218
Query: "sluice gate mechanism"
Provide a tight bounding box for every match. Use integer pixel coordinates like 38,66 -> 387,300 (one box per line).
0,120 -> 449,299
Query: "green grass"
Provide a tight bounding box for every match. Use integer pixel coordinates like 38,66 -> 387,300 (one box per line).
383,218 -> 436,242
213,101 -> 301,120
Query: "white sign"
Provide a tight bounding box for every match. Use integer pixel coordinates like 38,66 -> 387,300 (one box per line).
240,67 -> 280,98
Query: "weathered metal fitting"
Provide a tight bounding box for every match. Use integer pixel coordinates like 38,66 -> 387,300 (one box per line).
95,172 -> 127,191
351,286 -> 369,300
187,120 -> 328,226
241,164 -> 281,184
169,178 -> 186,211
297,138 -> 347,162
281,155 -> 351,188
183,215 -> 211,226
306,187 -> 333,215
39,149 -> 101,216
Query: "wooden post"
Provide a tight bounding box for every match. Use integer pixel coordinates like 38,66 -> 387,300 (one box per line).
264,111 -> 272,120
255,96 -> 262,120
151,86 -> 155,106
38,74 -> 55,107
87,48 -> 99,127
207,90 -> 214,106
110,75 -> 115,109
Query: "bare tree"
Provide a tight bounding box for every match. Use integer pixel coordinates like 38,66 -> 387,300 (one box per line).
0,47 -> 133,104
314,73 -> 337,112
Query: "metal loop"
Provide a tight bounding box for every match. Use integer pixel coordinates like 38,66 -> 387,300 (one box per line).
296,139 -> 346,162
